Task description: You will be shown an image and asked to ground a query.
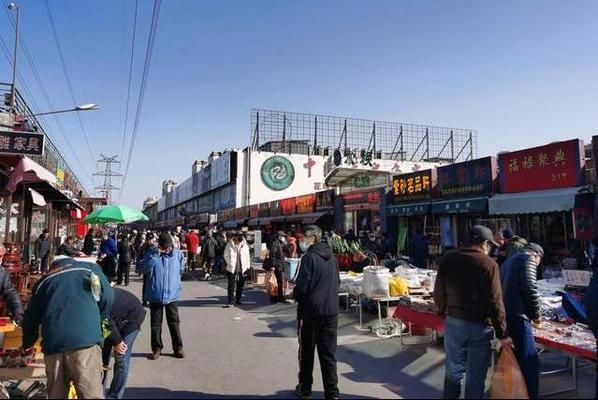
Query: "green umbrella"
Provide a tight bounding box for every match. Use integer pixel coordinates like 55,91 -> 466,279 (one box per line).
83,204 -> 149,225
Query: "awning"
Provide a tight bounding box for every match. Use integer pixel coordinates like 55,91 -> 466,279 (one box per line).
488,187 -> 584,215
248,218 -> 260,227
258,216 -> 287,226
432,197 -> 488,215
300,211 -> 330,224
223,219 -> 247,229
29,188 -> 46,206
6,156 -> 57,192
388,202 -> 430,217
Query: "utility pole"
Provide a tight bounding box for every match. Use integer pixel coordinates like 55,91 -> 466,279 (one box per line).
93,154 -> 122,203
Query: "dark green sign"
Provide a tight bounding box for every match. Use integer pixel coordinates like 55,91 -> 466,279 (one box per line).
261,156 -> 295,191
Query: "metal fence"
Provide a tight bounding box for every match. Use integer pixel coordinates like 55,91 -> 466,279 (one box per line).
250,108 -> 477,162
0,82 -> 87,196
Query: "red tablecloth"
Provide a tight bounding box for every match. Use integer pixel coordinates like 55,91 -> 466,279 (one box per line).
392,305 -> 445,334
393,305 -> 597,361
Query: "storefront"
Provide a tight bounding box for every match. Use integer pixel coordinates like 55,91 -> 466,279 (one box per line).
387,169 -> 437,260
431,156 -> 497,250
488,139 -> 587,267
341,188 -> 385,236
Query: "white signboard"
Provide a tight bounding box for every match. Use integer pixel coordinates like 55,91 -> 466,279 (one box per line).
211,152 -> 231,189
248,151 -> 330,205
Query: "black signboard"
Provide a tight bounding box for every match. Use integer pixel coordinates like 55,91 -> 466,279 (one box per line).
258,202 -> 270,218
316,190 -> 334,210
0,130 -> 44,156
391,169 -> 435,204
436,156 -> 496,198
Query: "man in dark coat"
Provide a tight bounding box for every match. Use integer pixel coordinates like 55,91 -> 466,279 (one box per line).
117,233 -> 133,286
269,231 -> 288,303
34,232 -> 52,272
83,229 -> 96,256
293,225 -> 340,400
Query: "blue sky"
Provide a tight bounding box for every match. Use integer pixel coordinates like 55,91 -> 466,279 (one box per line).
0,0 -> 597,207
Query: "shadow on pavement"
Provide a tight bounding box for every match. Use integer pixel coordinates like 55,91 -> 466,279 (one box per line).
125,387 -> 380,399
177,296 -> 230,308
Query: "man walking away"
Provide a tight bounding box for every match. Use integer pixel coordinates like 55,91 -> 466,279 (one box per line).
202,231 -> 218,280
140,233 -> 185,360
34,232 -> 51,273
502,228 -> 529,260
224,233 -> 250,306
293,225 -> 340,400
185,230 -> 200,271
103,287 -> 146,399
500,243 -> 544,399
22,256 -> 114,399
100,233 -> 119,282
117,233 -> 133,286
269,231 -> 288,303
433,225 -> 511,399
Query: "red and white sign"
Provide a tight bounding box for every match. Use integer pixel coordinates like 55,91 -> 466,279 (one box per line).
498,139 -> 584,193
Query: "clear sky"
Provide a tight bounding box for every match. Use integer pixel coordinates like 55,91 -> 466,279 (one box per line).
0,0 -> 596,207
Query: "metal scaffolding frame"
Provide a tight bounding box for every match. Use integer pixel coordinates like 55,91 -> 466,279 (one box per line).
251,108 -> 477,162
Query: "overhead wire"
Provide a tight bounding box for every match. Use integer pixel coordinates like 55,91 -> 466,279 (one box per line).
120,0 -> 140,164
44,0 -> 96,162
121,0 -> 162,194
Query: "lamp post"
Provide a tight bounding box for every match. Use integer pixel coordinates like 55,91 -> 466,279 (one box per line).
32,103 -> 100,117
8,2 -> 19,111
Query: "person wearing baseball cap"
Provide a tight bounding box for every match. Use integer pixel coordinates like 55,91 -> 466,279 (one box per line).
499,242 -> 544,399
434,225 -> 510,399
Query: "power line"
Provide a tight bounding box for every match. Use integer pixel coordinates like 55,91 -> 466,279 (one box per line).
121,0 -> 162,194
120,0 -> 140,161
44,0 -> 96,162
94,154 -> 122,204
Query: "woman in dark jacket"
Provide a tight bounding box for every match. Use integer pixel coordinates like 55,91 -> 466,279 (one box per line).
269,231 -> 288,303
83,229 -> 95,256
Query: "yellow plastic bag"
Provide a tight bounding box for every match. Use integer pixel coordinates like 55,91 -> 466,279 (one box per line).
490,346 -> 529,399
389,276 -> 409,297
265,271 -> 278,297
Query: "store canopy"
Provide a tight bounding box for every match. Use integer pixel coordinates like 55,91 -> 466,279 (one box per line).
6,156 -> 57,193
488,187 -> 583,215
29,188 -> 46,206
248,218 -> 260,227
431,197 -> 488,215
83,204 -> 149,225
388,203 -> 430,217
258,216 -> 286,226
223,219 -> 246,229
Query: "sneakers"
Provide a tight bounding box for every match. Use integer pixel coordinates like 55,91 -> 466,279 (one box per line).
205,273 -> 211,281
174,351 -> 185,359
295,384 -> 312,399
147,350 -> 161,360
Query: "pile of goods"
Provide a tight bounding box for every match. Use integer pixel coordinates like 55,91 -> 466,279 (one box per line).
339,271 -> 364,296
398,296 -> 437,314
534,321 -> 596,355
0,348 -> 36,368
339,266 -> 438,299
363,266 -> 391,298
329,236 -> 367,270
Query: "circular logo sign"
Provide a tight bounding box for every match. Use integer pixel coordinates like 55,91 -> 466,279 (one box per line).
261,156 -> 295,191
333,149 -> 342,166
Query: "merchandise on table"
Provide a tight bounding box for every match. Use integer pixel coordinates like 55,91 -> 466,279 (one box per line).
397,296 -> 437,314
339,271 -> 363,296
363,266 -> 391,298
534,321 -> 596,356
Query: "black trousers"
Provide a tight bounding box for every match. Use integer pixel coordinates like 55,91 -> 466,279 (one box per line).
274,267 -> 284,300
297,315 -> 339,397
226,271 -> 246,304
117,261 -> 131,286
142,274 -> 147,303
102,256 -> 117,282
150,302 -> 183,353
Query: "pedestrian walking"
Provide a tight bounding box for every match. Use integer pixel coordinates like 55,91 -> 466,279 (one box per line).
83,228 -> 96,256
269,231 -> 288,303
140,232 -> 185,360
500,243 -> 544,399
293,225 -> 340,400
433,225 -> 511,399
103,287 -> 146,399
117,233 -> 133,286
137,233 -> 157,306
22,256 -> 114,399
224,233 -> 250,306
185,230 -> 200,271
202,231 -> 218,280
100,232 -> 119,282
34,231 -> 51,272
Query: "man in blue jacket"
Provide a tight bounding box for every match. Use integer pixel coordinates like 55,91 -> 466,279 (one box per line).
140,232 -> 185,360
100,232 -> 119,282
22,256 -> 114,399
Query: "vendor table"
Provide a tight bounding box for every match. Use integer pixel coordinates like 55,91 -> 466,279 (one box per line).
356,295 -> 403,338
392,305 -> 444,346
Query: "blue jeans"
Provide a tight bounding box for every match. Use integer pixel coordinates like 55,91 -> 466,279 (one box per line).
506,315 -> 539,399
443,316 -> 493,399
102,330 -> 139,399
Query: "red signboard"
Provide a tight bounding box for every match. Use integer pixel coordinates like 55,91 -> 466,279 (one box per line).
281,198 -> 296,215
499,139 -> 584,193
296,194 -> 315,214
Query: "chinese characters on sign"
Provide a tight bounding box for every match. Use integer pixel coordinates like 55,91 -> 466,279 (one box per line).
391,170 -> 435,204
281,198 -> 296,215
0,131 -> 44,156
436,156 -> 496,198
499,139 -> 583,193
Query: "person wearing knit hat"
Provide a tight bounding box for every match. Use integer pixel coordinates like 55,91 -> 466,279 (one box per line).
499,241 -> 544,399
502,228 -> 529,261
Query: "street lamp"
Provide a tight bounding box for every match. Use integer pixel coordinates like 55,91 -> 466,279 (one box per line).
32,103 -> 100,116
8,2 -> 19,111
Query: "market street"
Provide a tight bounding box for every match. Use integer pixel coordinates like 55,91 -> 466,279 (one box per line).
115,276 -> 595,399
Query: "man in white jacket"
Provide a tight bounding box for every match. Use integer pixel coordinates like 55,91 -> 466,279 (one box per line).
224,233 -> 251,306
